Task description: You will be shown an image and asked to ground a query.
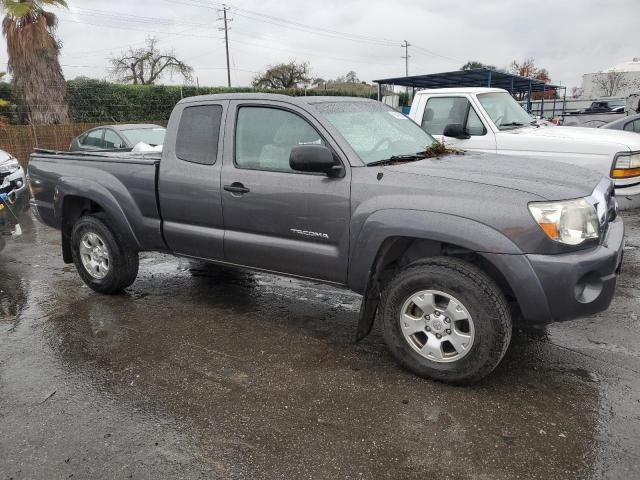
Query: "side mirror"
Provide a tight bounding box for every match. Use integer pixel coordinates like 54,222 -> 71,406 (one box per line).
290,145 -> 340,176
443,123 -> 470,139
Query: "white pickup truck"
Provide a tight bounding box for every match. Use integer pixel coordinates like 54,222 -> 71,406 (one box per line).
408,87 -> 640,209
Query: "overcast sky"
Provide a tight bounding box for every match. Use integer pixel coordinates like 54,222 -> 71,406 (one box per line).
1,0 -> 638,89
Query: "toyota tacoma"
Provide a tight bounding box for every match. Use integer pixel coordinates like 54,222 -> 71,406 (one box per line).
28,94 -> 625,384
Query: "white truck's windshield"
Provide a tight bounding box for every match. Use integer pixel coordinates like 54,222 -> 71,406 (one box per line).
477,92 -> 533,130
315,101 -> 437,164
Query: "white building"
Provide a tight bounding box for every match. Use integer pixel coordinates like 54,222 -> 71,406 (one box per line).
581,58 -> 640,99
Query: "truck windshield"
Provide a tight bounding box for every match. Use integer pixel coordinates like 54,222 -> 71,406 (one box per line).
477,92 -> 533,130
313,101 -> 437,165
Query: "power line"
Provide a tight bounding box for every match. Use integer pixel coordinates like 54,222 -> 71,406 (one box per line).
160,0 -> 400,47
58,15 -> 224,41
411,44 -> 462,64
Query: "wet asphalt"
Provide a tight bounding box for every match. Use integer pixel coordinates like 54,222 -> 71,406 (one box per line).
1,211 -> 639,480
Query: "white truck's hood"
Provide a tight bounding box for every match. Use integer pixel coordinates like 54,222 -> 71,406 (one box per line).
497,125 -> 640,153
495,125 -> 640,177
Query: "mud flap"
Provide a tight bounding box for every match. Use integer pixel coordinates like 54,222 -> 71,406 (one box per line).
355,279 -> 380,342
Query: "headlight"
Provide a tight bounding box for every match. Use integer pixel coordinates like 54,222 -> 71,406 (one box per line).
528,198 -> 599,245
611,152 -> 640,179
0,157 -> 20,174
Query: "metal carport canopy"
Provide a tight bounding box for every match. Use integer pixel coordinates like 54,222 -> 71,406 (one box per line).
373,68 -> 567,116
373,68 -> 563,95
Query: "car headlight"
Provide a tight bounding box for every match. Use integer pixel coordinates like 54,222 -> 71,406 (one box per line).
0,157 -> 20,174
528,198 -> 599,245
611,152 -> 640,179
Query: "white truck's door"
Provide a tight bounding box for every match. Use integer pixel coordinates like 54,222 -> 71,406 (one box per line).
413,94 -> 497,153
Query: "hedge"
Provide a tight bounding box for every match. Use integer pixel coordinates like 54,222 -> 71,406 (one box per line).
1,79 -> 400,125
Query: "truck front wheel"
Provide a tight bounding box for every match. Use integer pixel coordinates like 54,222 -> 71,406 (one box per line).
70,215 -> 139,294
379,257 -> 512,384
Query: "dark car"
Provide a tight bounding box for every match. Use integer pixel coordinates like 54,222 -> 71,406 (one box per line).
29,94 -> 624,384
584,100 -> 625,113
602,113 -> 640,133
69,124 -> 166,152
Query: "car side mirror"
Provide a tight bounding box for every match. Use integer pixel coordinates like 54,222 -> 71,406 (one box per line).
290,145 -> 342,176
443,123 -> 470,139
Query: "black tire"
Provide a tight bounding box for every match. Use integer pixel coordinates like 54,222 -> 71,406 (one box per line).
379,257 -> 512,385
70,215 -> 139,294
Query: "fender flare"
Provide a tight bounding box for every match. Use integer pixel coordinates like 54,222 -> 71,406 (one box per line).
54,176 -> 141,252
349,209 -> 524,341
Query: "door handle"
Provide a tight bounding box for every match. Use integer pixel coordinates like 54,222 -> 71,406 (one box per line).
224,182 -> 250,194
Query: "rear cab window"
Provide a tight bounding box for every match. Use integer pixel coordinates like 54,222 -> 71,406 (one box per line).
176,105 -> 223,165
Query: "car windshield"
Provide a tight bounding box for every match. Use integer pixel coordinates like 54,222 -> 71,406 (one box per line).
121,127 -> 166,146
477,92 -> 533,130
313,101 -> 437,164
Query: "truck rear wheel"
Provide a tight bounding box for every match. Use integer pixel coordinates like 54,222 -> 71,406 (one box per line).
379,257 -> 512,385
71,215 -> 139,294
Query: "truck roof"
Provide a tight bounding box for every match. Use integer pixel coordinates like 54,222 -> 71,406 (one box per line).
178,93 -> 378,105
414,87 -> 507,95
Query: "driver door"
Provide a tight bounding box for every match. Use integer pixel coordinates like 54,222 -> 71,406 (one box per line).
220,100 -> 351,284
420,96 -> 496,153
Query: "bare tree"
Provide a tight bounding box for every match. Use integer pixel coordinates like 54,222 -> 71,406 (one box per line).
345,70 -> 359,83
509,57 -> 553,100
570,86 -> 583,98
593,70 -> 632,97
510,57 -> 550,82
252,61 -> 310,89
110,37 -> 193,85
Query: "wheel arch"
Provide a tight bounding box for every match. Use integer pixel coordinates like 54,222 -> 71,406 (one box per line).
57,180 -> 140,263
350,210 -> 525,342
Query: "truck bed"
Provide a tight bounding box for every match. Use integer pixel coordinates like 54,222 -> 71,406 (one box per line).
28,149 -> 167,252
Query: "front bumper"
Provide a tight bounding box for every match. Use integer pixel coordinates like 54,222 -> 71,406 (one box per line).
613,177 -> 640,210
482,216 -> 625,324
525,216 -> 625,322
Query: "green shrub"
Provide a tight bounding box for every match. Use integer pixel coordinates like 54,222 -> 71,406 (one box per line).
65,80 -> 378,124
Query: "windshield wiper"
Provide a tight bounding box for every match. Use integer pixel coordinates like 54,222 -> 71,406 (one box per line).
367,153 -> 426,167
499,122 -> 525,127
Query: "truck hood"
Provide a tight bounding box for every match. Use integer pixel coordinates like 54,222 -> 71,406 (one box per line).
384,151 -> 604,200
497,124 -> 640,153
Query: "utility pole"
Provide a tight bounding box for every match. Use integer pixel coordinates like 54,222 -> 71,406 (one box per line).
217,4 -> 232,87
401,40 -> 411,106
401,40 -> 411,77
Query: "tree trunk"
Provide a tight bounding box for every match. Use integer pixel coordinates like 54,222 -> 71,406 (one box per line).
3,15 -> 70,125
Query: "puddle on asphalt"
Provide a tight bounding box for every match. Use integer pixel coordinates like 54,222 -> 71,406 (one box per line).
2,212 -> 640,478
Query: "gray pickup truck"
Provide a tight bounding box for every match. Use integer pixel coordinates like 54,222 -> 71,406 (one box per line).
29,94 -> 625,384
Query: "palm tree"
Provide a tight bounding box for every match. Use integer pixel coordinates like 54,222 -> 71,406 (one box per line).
2,0 -> 69,124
